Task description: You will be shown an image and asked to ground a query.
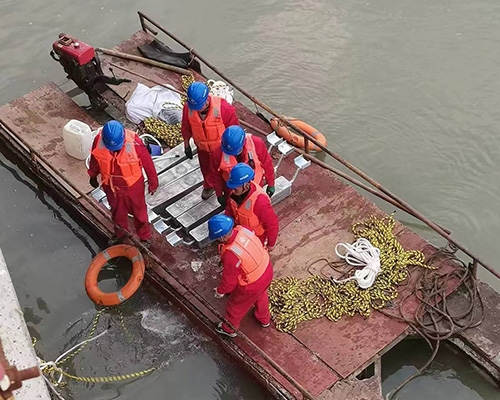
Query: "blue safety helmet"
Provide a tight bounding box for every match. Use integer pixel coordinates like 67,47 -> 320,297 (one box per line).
208,215 -> 234,240
221,125 -> 246,156
187,82 -> 209,111
226,163 -> 255,189
102,120 -> 125,151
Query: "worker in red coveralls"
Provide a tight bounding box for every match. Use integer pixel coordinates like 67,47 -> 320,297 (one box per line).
88,120 -> 158,248
225,163 -> 279,250
208,215 -> 274,337
208,125 -> 275,206
181,82 -> 240,200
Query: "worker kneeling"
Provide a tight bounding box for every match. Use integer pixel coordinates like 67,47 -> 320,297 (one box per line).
209,215 -> 274,337
225,163 -> 279,250
88,120 -> 159,247
209,125 -> 275,205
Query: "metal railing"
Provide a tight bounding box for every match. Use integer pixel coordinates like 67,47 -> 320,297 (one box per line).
137,11 -> 498,282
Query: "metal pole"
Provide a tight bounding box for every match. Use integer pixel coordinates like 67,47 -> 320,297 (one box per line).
109,63 -> 186,96
96,47 -> 192,75
240,120 -> 453,234
134,12 -> 496,277
0,119 -> 317,400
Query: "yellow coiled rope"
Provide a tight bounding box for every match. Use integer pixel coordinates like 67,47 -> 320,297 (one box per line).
143,74 -> 195,147
268,214 -> 434,333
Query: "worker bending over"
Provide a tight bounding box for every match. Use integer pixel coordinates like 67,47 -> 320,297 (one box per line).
209,125 -> 275,205
209,215 -> 274,337
181,82 -> 239,200
88,120 -> 158,247
225,163 -> 279,250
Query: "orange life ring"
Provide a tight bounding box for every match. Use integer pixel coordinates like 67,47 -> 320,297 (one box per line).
270,117 -> 327,152
85,244 -> 145,306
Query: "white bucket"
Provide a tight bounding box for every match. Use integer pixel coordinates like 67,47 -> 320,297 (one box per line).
63,119 -> 93,160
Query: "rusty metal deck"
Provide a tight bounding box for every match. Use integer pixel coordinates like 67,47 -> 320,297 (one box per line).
0,29 -> 493,399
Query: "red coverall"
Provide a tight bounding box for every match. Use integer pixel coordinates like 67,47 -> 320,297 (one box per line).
217,230 -> 274,333
88,134 -> 159,240
181,97 -> 240,189
209,135 -> 276,197
225,183 -> 279,247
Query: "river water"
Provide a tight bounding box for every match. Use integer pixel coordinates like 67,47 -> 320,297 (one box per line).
1,0 -> 499,399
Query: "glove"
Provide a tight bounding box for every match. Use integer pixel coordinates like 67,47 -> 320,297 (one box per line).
217,195 -> 227,207
89,176 -> 99,188
214,288 -> 225,299
266,186 -> 275,197
184,146 -> 193,159
148,186 -> 157,195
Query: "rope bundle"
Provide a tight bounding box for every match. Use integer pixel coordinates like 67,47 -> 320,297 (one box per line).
268,215 -> 433,333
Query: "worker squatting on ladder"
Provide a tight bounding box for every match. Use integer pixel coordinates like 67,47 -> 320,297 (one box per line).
208,215 -> 274,337
181,82 -> 240,200
88,120 -> 159,248
209,125 -> 276,206
224,163 -> 279,251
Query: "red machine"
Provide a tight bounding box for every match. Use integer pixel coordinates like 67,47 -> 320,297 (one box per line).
50,34 -> 129,110
52,34 -> 96,66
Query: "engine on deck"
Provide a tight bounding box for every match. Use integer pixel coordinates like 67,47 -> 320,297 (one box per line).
50,33 -> 129,110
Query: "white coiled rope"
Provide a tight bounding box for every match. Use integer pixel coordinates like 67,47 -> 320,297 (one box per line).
331,238 -> 381,289
207,79 -> 234,104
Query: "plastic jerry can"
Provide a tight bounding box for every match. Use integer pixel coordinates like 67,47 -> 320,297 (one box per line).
63,119 -> 93,160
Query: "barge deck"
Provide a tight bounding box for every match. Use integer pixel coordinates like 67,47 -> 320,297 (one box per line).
0,15 -> 499,399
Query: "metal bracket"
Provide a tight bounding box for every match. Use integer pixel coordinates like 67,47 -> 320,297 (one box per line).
148,209 -> 160,223
268,175 -> 292,205
166,232 -> 195,247
166,232 -> 183,247
274,141 -> 295,173
153,219 -> 169,235
101,197 -> 111,210
90,187 -> 106,202
266,131 -> 284,153
290,155 -> 311,184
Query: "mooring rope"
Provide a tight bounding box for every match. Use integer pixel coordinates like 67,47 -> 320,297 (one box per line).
268,214 -> 433,333
267,213 -> 483,398
34,308 -> 159,395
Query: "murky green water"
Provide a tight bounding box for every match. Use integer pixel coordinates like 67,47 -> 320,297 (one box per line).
1,1 -> 500,398
0,148 -> 268,399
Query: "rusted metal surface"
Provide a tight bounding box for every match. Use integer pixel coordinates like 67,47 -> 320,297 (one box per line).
0,28 -> 493,399
456,281 -> 500,375
0,335 -> 40,399
237,318 -> 340,397
318,378 -> 384,400
294,313 -> 407,379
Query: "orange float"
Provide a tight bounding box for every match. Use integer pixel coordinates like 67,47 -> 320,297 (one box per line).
85,244 -> 145,306
270,117 -> 327,152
